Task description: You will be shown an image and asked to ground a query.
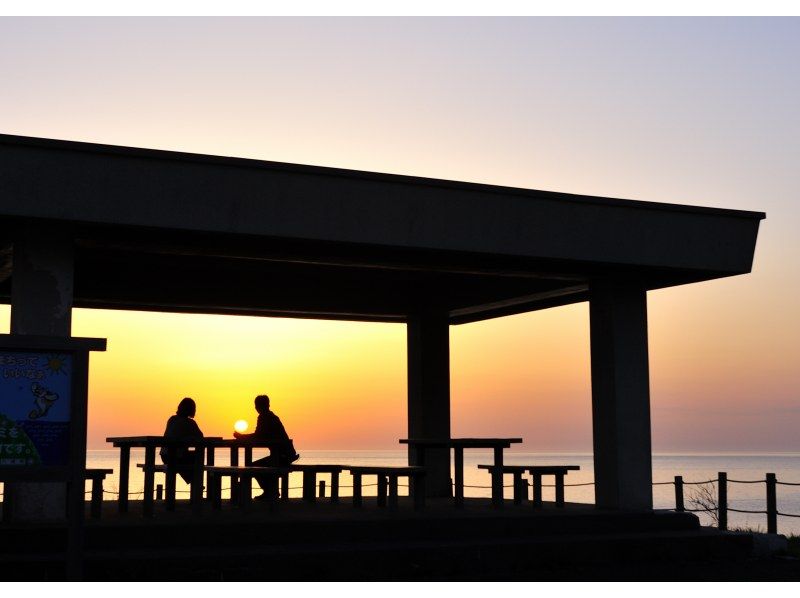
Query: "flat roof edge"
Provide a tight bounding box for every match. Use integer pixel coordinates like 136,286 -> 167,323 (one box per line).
0,133 -> 766,221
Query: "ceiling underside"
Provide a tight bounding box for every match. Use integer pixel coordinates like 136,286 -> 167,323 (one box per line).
0,227 -> 735,324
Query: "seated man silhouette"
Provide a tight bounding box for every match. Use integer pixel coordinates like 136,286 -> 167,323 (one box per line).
160,397 -> 204,484
234,394 -> 299,500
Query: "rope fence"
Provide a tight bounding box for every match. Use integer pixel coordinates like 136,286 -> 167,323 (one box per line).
657,472 -> 800,534
6,469 -> 800,534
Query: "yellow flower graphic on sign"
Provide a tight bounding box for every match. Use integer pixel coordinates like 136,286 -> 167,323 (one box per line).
45,354 -> 67,375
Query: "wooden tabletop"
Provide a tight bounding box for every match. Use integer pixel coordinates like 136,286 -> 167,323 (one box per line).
106,436 -> 223,447
210,438 -> 294,448
105,436 -> 296,447
399,438 -> 522,448
346,466 -> 426,474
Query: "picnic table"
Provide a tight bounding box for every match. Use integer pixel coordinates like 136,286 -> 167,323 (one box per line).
399,437 -> 522,508
106,436 -> 292,517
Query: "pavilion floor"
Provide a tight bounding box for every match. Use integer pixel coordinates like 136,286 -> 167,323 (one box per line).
0,497 -> 791,580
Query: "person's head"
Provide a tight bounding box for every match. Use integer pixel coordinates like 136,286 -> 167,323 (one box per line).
254,394 -> 270,414
176,397 -> 196,418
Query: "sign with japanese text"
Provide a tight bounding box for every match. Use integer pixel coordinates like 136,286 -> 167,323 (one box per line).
0,351 -> 72,467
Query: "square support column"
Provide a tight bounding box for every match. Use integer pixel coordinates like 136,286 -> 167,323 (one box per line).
5,225 -> 74,521
407,311 -> 451,497
590,281 -> 653,510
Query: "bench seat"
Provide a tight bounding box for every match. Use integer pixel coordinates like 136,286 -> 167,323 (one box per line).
287,464 -> 345,503
203,464 -> 348,508
478,464 -> 580,507
136,462 -> 182,511
85,468 -> 113,519
477,465 -> 530,504
204,465 -> 288,510
345,466 -> 426,510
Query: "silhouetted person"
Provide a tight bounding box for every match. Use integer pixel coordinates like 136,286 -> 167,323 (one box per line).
160,397 -> 204,484
234,394 -> 299,499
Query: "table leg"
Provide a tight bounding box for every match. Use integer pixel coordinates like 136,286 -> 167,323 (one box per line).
303,471 -> 315,502
230,447 -> 239,503
377,474 -> 387,507
353,472 -> 363,508
143,445 -> 155,518
555,473 -> 565,507
204,446 -> 215,506
491,446 -> 504,508
331,471 -> 340,503
165,448 -> 177,512
191,446 -> 204,515
281,470 -> 290,502
210,472 -> 222,510
532,473 -> 543,509
513,472 -> 523,505
91,477 -> 103,519
454,447 -> 464,508
388,474 -> 399,510
118,446 -> 130,514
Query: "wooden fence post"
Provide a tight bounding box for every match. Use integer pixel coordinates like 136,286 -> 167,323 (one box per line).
718,472 -> 727,531
156,484 -> 163,502
674,476 -> 684,512
766,473 -> 777,534
319,480 -> 326,499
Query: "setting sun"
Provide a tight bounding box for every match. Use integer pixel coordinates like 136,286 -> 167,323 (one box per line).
234,419 -> 248,433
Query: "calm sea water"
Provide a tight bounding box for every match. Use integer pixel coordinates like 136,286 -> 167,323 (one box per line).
5,450 -> 800,535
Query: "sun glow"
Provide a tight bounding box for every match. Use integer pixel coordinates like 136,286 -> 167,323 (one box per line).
234,419 -> 248,433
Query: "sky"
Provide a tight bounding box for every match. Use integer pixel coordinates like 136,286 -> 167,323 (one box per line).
0,17 -> 797,451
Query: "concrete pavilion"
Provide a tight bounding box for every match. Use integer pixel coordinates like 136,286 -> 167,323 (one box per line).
0,134 -> 764,512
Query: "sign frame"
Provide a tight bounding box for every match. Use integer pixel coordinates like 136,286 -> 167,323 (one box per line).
0,334 -> 106,579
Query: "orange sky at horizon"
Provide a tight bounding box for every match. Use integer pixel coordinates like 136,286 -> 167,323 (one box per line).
2,270 -> 796,453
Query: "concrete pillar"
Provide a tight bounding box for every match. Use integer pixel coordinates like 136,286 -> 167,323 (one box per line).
5,224 -> 74,520
407,311 -> 451,497
589,280 -> 653,510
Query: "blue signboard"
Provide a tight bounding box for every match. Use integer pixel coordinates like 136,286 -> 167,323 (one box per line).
0,351 -> 72,467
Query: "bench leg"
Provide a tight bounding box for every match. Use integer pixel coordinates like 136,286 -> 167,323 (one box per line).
119,446 -> 130,514
240,474 -> 252,510
166,468 -> 177,512
210,473 -> 222,510
303,471 -> 316,502
331,472 -> 340,504
230,472 -> 239,504
513,472 -> 524,505
191,448 -> 205,514
555,473 -> 565,507
454,447 -> 464,508
281,471 -> 290,502
143,446 -> 155,518
388,474 -> 399,510
532,474 -> 543,509
91,477 -> 103,519
353,472 -> 362,508
491,446 -> 504,508
377,475 -> 387,508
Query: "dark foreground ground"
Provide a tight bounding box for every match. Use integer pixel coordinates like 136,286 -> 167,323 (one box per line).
1,498 -> 798,581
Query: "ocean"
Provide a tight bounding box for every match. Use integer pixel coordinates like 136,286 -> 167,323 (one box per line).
55,450 -> 800,535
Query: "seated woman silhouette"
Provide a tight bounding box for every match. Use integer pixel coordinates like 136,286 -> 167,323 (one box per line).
160,397 -> 204,484
233,394 -> 299,500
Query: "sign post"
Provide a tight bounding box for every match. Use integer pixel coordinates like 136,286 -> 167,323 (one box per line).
0,335 -> 106,580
